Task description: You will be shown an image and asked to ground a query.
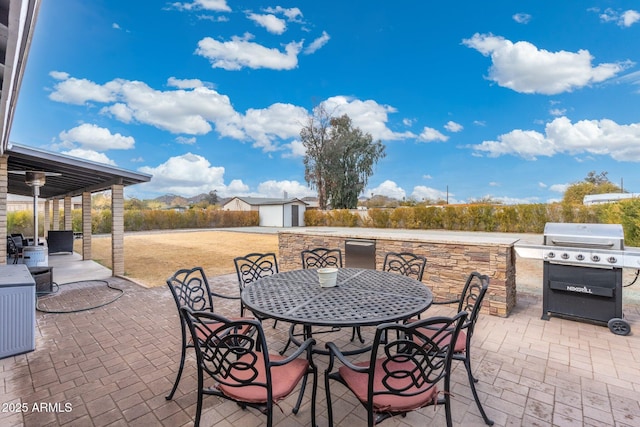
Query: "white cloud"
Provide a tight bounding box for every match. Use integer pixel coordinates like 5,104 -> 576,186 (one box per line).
264,6 -> 303,23
462,33 -> 630,94
256,180 -> 315,198
59,123 -> 135,150
112,23 -> 121,30
61,148 -> 117,166
195,33 -> 302,70
490,195 -> 540,205
489,182 -> 500,187
472,116 -> 640,161
423,174 -> 432,179
550,183 -> 569,193
49,75 -> 121,105
597,8 -> 640,27
549,108 -> 566,116
247,13 -> 286,34
176,136 -> 196,145
512,13 -> 532,24
138,153 -> 233,197
320,96 -> 416,141
368,180 -> 406,200
444,121 -> 463,132
418,126 -> 448,142
170,0 -> 231,12
283,140 -> 306,158
621,10 -> 640,27
538,182 -> 547,188
410,185 -> 452,202
49,71 -> 69,80
241,103 -> 309,151
304,31 -> 330,54
167,77 -> 206,89
473,120 -> 486,126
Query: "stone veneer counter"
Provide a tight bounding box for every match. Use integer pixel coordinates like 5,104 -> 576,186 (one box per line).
278,227 -> 520,317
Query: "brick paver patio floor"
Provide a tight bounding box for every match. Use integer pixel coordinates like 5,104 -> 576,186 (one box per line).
1,273 -> 639,426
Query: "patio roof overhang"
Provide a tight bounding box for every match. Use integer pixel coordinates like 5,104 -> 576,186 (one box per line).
5,143 -> 151,199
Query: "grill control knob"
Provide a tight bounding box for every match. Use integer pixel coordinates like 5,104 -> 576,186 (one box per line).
576,254 -> 585,261
591,255 -> 601,262
547,252 -> 555,259
561,253 -> 570,260
608,256 -> 618,264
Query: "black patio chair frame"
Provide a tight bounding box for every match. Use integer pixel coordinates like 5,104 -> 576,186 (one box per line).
325,311 -> 468,427
412,271 -> 494,425
301,247 -> 343,269
164,266 -> 241,401
181,307 -> 317,427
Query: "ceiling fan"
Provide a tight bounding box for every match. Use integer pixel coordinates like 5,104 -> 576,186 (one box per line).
8,170 -> 62,245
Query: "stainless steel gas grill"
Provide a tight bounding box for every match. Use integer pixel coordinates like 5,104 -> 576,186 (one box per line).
515,223 -> 640,335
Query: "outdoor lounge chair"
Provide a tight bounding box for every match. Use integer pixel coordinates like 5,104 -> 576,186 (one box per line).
325,311 -> 468,426
181,307 -> 317,427
165,266 -> 248,401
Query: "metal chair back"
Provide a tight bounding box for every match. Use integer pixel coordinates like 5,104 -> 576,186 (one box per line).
301,247 -> 343,269
382,252 -> 426,281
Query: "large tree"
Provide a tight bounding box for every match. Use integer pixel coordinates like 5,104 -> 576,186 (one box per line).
562,170 -> 622,204
301,107 -> 385,209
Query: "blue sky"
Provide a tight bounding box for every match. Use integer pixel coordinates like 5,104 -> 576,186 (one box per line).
9,0 -> 640,204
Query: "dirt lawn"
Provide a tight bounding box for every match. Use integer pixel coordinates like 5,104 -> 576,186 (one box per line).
75,231 -> 278,288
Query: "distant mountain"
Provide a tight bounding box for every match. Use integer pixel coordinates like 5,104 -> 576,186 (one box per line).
151,193 -> 224,206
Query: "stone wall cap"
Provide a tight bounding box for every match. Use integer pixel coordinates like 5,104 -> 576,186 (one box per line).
279,227 -> 526,246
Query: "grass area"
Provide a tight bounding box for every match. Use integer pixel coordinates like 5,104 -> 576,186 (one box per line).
75,231 -> 278,288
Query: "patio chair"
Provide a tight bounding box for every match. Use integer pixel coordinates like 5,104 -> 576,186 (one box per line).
410,272 -> 494,425
234,252 -> 279,320
382,251 -> 427,281
165,266 -> 247,401
280,248 -> 347,354
7,236 -> 23,264
181,307 -> 317,427
325,311 -> 468,427
301,247 -> 343,268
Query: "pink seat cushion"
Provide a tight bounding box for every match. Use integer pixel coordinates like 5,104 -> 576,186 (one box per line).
338,358 -> 438,412
407,320 -> 467,353
218,352 -> 309,404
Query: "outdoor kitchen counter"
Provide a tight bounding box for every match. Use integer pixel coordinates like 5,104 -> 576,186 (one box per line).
278,227 -> 526,317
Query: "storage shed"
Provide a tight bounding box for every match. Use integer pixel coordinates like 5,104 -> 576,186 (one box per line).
222,197 -> 307,227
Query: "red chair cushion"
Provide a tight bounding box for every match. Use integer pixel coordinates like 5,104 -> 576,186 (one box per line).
338,358 -> 438,412
218,352 -> 309,404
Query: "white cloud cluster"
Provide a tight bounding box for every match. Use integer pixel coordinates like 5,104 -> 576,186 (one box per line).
368,180 -> 406,200
512,13 -> 532,24
304,31 -> 330,54
418,127 -> 448,142
136,153 -> 313,198
320,96 -> 415,141
597,8 -> 640,27
472,116 -> 640,161
247,13 -> 286,34
410,185 -> 453,203
59,123 -> 135,150
196,33 -> 303,70
49,74 -> 415,156
170,0 -> 231,12
462,33 -> 630,94
444,121 -> 463,132
61,148 -> 117,166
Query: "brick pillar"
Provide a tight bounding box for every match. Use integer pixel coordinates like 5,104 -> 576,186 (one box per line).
0,155 -> 7,264
111,185 -> 124,276
52,199 -> 60,230
82,191 -> 92,260
64,196 -> 72,230
43,200 -> 50,238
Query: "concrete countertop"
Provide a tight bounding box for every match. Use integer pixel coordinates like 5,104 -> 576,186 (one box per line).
278,226 -> 537,246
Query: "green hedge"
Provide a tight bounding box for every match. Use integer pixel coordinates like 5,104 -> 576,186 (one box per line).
304,200 -> 640,246
7,208 -> 259,235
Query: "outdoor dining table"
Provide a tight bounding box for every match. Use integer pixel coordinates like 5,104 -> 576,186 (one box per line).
241,267 -> 433,354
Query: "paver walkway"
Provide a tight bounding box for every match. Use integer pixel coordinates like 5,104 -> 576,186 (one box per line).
1,273 -> 639,426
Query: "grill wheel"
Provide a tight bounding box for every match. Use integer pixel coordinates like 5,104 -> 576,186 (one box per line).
608,318 -> 631,336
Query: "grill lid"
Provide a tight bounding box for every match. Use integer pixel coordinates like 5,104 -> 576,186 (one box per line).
543,223 -> 624,250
